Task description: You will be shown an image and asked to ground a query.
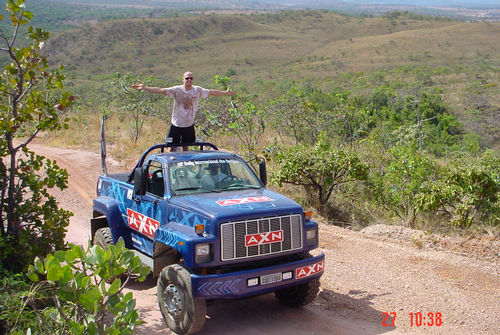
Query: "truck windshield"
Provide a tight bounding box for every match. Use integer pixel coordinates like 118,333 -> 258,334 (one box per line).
169,158 -> 263,195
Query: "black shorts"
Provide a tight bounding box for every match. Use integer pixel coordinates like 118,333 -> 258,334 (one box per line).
168,124 -> 195,145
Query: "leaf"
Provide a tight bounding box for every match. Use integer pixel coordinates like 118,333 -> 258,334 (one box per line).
79,289 -> 100,313
27,265 -> 39,282
107,278 -> 121,296
60,265 -> 73,284
69,321 -> 84,335
34,257 -> 44,273
65,249 -> 76,262
23,10 -> 33,20
54,250 -> 66,262
47,264 -> 63,281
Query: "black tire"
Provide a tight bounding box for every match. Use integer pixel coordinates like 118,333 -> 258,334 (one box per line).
275,252 -> 321,307
275,277 -> 320,307
157,264 -> 206,335
93,227 -> 113,250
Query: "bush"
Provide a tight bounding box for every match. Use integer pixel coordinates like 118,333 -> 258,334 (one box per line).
270,133 -> 368,214
369,145 -> 437,227
26,240 -> 150,335
0,266 -> 58,334
0,0 -> 74,272
416,151 -> 500,228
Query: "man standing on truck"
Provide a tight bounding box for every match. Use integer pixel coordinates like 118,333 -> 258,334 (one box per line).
132,71 -> 235,151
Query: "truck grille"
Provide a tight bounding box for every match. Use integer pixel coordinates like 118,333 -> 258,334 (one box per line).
220,214 -> 303,261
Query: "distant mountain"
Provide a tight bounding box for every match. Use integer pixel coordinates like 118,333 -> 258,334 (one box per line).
339,1 -> 500,8
42,1 -> 500,21
263,1 -> 500,9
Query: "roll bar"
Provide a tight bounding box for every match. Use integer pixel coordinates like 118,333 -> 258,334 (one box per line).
127,142 -> 219,183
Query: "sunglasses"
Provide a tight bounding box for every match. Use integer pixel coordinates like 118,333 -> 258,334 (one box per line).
184,77 -> 194,80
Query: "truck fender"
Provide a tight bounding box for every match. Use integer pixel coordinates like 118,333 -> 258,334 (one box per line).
92,196 -> 132,247
154,222 -> 215,269
152,242 -> 180,278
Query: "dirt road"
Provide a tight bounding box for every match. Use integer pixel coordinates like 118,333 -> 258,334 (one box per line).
31,142 -> 499,335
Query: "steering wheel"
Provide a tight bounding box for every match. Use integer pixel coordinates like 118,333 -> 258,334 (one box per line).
220,175 -> 239,183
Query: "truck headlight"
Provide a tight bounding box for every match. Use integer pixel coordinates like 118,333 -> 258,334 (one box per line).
306,228 -> 317,247
195,243 -> 211,264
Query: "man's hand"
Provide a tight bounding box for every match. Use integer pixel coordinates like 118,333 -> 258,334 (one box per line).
131,83 -> 144,90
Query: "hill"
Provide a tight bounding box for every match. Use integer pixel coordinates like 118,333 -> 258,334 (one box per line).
45,11 -> 500,148
47,12 -> 459,79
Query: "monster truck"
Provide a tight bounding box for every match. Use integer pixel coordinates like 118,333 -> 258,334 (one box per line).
91,141 -> 325,334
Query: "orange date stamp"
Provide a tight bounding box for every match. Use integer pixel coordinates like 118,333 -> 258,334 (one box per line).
382,312 -> 443,327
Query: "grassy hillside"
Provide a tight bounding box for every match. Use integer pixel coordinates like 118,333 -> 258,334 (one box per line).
45,11 -> 499,148
47,11 -> 458,80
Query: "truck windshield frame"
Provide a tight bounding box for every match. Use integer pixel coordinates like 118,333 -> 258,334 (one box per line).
169,158 -> 263,196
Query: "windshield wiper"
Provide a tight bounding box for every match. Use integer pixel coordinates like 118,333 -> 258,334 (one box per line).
174,187 -> 200,191
223,185 -> 261,190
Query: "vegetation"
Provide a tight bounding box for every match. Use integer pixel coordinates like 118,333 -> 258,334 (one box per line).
36,8 -> 498,232
1,240 -> 149,334
416,151 -> 500,228
0,2 -> 149,334
271,133 -> 368,211
0,0 -> 74,273
26,240 -> 150,335
0,1 -> 498,333
0,0 -> 190,33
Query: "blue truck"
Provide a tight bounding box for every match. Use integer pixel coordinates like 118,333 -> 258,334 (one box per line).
91,141 -> 325,334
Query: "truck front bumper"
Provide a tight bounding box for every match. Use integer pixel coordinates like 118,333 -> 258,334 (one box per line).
191,253 -> 324,299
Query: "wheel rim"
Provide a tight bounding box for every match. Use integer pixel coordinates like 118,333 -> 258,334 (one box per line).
163,283 -> 184,319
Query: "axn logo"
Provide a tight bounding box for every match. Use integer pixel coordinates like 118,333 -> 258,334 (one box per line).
245,230 -> 283,247
296,260 -> 324,279
127,208 -> 159,238
216,196 -> 273,206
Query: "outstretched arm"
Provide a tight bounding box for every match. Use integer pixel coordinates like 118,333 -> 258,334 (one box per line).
208,89 -> 235,96
131,84 -> 166,95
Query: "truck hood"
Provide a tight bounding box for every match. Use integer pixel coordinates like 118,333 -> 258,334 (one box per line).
168,188 -> 303,226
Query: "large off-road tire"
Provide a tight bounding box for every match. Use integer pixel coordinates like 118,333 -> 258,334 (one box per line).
157,264 -> 206,335
275,252 -> 320,307
275,277 -> 320,307
93,227 -> 113,250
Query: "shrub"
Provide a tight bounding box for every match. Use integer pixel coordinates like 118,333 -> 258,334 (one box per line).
270,133 -> 368,213
369,145 -> 437,227
0,0 -> 74,272
26,240 -> 150,335
416,151 -> 500,228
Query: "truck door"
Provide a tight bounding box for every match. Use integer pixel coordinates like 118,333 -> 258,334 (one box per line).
126,159 -> 167,256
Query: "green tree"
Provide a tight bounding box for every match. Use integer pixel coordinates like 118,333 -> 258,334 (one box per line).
322,91 -> 374,146
416,151 -> 500,228
370,145 -> 436,226
265,87 -> 319,145
111,73 -> 158,143
226,101 -> 265,158
203,75 -> 264,158
270,133 -> 368,212
0,0 -> 74,271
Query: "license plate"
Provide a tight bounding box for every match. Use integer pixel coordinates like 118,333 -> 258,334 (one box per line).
260,272 -> 282,285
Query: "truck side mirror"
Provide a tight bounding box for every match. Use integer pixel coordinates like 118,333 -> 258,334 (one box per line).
134,166 -> 148,196
259,159 -> 267,186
